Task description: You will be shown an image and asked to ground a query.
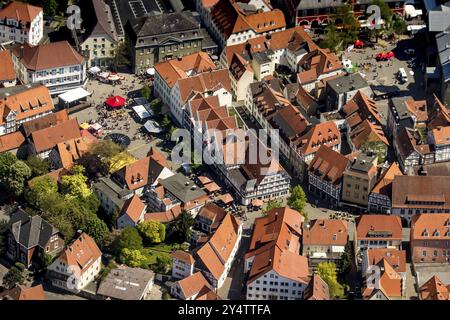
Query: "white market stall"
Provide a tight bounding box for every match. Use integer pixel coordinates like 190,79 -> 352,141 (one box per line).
58,87 -> 92,109
144,120 -> 163,133
132,105 -> 152,121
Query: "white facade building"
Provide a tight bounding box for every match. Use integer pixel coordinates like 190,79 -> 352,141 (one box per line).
0,2 -> 43,45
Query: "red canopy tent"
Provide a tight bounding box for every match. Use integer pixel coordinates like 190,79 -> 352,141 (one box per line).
105,96 -> 126,108
354,40 -> 364,48
387,51 -> 395,59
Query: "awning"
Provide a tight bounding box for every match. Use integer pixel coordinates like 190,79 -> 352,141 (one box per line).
144,120 -> 163,133
251,199 -> 263,207
198,176 -> 212,185
58,87 -> 91,103
146,68 -> 155,76
108,73 -> 121,81
217,193 -> 234,204
99,72 -> 110,79
90,123 -> 103,131
89,66 -> 101,74
105,96 -> 126,108
204,182 -> 220,193
80,123 -> 90,130
132,105 -> 152,120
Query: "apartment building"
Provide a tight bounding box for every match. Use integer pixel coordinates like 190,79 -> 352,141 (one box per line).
341,153 -> 378,208
302,219 -> 348,266
391,175 -> 450,225
0,1 -> 43,45
411,214 -> 450,264
245,207 -> 310,300
0,83 -> 54,136
171,250 -> 195,280
325,73 -> 371,111
11,41 -> 87,96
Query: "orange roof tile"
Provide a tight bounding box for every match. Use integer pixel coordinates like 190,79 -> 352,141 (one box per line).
0,1 -> 42,23
411,213 -> 450,240
0,131 -> 25,153
308,145 -> 350,185
355,215 -> 402,241
0,50 -> 16,82
420,276 -> 450,300
31,118 -> 81,153
121,195 -> 146,223
58,232 -> 101,275
172,250 -> 195,265
294,121 -> 340,156
370,162 -> 402,196
303,219 -> 348,246
0,284 -> 46,300
176,272 -> 212,299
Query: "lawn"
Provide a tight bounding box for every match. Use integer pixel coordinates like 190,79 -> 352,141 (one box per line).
141,242 -> 189,265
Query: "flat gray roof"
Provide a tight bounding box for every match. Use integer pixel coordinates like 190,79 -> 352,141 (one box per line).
159,173 -> 206,203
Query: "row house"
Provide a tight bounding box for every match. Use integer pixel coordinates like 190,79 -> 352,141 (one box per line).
0,50 -> 17,87
355,214 -> 403,266
195,202 -> 227,234
343,91 -> 388,163
291,121 -> 341,180
228,53 -> 254,102
47,232 -> 102,293
0,83 -> 54,136
245,207 -> 310,300
116,195 -> 146,229
411,213 -> 450,264
153,51 -> 217,108
195,213 -> 242,289
302,219 -> 348,266
391,175 -> 450,226
307,145 -> 351,208
6,209 -> 64,268
361,248 -> 406,300
387,96 -> 427,138
368,162 -> 403,214
428,126 -> 450,163
208,0 -> 286,49
0,1 -> 43,45
285,83 -> 319,117
295,0 -> 405,28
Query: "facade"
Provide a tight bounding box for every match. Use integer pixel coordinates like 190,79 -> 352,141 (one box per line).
302,219 -> 348,265
355,214 -> 403,265
11,41 -> 87,96
116,195 -> 146,229
0,1 -> 43,45
0,84 -> 54,136
80,0 -> 119,68
126,11 -> 217,74
195,203 -> 227,234
341,153 -> 378,208
391,175 -> 450,226
411,214 -> 450,264
171,250 -> 195,280
368,162 -> 403,214
47,232 -> 102,293
308,145 -> 351,208
6,209 -> 64,268
245,207 -> 310,300
228,53 -> 254,102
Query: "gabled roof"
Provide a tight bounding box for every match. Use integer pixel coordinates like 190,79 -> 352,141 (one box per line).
31,118 -> 81,153
154,51 -> 216,88
196,214 -> 241,281
57,232 -> 102,275
172,250 -> 195,265
0,84 -> 54,125
297,48 -> 342,84
8,209 -> 59,250
0,131 -> 25,153
343,90 -> 382,126
294,121 -> 340,156
175,271 -> 212,299
349,119 -> 389,149
57,136 -> 96,169
0,50 -> 16,82
22,109 -> 68,138
0,1 -> 42,23
303,219 -> 348,246
83,0 -> 118,41
355,215 -> 402,241
367,248 -> 407,273
120,195 -> 146,223
304,274 -> 330,300
370,162 -> 402,196
229,53 -> 253,80
420,275 -> 450,300
114,157 -> 150,191
308,145 -> 350,185
0,284 -> 45,300
411,213 -> 450,240
11,41 -> 84,71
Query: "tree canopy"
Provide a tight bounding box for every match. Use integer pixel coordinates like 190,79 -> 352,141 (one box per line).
25,156 -> 50,178
287,185 -> 308,215
168,211 -> 194,243
263,199 -> 283,214
317,262 -> 345,299
2,266 -> 25,289
120,248 -> 148,268
138,221 -> 166,244
0,153 -> 31,197
112,227 -> 143,255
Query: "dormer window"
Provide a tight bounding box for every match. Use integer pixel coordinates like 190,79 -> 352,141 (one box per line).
433,230 -> 440,237
446,230 -> 450,237
422,229 -> 429,237
446,219 -> 450,227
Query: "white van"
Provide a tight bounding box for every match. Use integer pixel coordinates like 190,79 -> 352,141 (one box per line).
398,68 -> 408,83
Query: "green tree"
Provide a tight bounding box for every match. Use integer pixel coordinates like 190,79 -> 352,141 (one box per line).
61,165 -> 93,199
320,24 -> 342,53
112,38 -> 130,71
0,153 -> 32,196
162,292 -> 171,300
338,242 -> 353,275
42,0 -> 58,16
0,219 -> 7,257
84,214 -> 110,246
137,221 -> 166,244
169,211 -> 194,243
80,140 -> 124,177
141,85 -> 152,101
263,199 -> 283,214
2,266 -> 25,289
25,175 -> 59,210
152,255 -> 172,274
112,227 -> 143,255
392,16 -> 406,35
150,99 -> 162,116
161,115 -> 172,132
317,262 -> 345,299
25,155 -> 50,178
287,185 -> 308,214
120,248 -> 148,268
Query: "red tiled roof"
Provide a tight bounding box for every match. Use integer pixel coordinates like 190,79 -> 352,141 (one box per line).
0,50 -> 16,82
420,275 -> 450,300
176,272 -> 212,299
308,145 -> 350,185
57,233 -> 101,275
303,219 -> 348,246
294,121 -> 340,156
355,215 -> 402,241
31,118 -> 81,153
0,1 -> 42,23
0,131 -> 25,153
120,195 -> 146,223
